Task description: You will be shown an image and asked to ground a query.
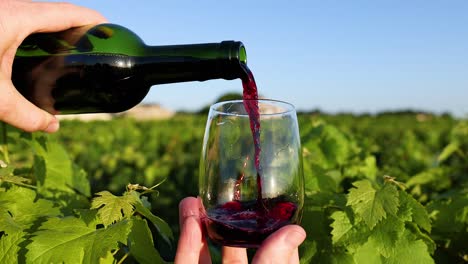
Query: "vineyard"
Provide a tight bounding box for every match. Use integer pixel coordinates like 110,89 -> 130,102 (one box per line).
0,112 -> 467,263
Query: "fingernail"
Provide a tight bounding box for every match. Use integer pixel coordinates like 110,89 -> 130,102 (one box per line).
44,120 -> 60,133
285,228 -> 306,247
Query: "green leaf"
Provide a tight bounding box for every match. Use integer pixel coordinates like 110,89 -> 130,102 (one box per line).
91,191 -> 138,227
406,167 -> 452,191
319,125 -> 354,167
368,214 -> 405,257
437,142 -> 459,163
74,209 -> 102,227
0,174 -> 31,186
345,156 -> 378,181
354,239 -> 383,264
0,166 -> 31,186
300,194 -> 351,262
0,213 -> 22,235
329,210 -> 370,252
128,218 -> 165,264
355,229 -> 435,264
0,166 -> 13,177
362,156 -> 378,181
302,122 -> 359,170
0,186 -> 61,230
299,203 -> 331,262
133,194 -> 175,260
27,135 -> 90,196
330,211 -> 353,244
399,191 -> 431,232
98,251 -> 116,264
381,230 -> 434,264
299,240 -> 317,264
330,250 -> 355,264
71,164 -> 91,197
0,231 -> 24,264
26,217 -> 132,264
427,193 -> 468,234
347,180 -> 399,229
406,222 -> 436,254
397,191 -> 413,222
303,164 -> 339,194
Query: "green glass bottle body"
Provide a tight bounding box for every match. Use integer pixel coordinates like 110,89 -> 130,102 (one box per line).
12,23 -> 247,114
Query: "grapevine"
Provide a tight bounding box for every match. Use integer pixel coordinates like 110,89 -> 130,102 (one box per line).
0,113 -> 466,263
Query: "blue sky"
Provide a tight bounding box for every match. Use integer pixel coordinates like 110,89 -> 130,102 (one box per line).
61,0 -> 467,116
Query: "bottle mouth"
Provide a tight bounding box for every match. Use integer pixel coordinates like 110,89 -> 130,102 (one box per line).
217,41 -> 248,80
239,44 -> 247,64
221,41 -> 247,65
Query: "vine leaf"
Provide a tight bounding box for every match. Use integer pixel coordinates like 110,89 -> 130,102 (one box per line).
128,218 -> 166,264
0,186 -> 61,231
0,166 -> 31,186
26,217 -> 132,263
132,192 -> 175,261
399,191 -> 431,232
380,230 -> 434,264
91,191 -> 138,227
0,231 -> 24,264
368,214 -> 406,258
330,211 -> 354,244
347,180 -> 399,229
26,135 -> 90,196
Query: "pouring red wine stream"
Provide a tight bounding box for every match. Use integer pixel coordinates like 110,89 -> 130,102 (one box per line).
240,64 -> 264,204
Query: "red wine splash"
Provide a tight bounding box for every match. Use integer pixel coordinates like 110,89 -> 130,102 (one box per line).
233,156 -> 249,201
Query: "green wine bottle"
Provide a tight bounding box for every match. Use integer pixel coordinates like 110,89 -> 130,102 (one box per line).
12,23 -> 247,114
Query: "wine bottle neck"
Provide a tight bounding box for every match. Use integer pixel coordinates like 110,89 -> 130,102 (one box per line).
137,41 -> 247,85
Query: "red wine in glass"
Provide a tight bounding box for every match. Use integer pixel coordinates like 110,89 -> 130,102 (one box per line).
204,196 -> 297,247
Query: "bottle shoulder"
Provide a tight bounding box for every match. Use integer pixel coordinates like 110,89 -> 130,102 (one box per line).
16,23 -> 147,57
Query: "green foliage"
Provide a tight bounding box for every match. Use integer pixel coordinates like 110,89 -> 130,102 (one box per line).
52,117 -> 204,235
1,113 -> 466,263
298,115 -> 466,263
0,128 -> 174,263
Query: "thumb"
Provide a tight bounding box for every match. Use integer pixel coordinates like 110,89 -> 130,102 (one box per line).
175,197 -> 211,264
252,225 -> 306,264
0,78 -> 59,133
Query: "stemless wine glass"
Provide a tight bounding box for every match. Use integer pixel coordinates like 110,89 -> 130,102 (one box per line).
199,99 -> 304,248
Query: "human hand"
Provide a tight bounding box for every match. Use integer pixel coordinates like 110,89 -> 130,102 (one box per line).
0,0 -> 106,133
175,197 -> 306,264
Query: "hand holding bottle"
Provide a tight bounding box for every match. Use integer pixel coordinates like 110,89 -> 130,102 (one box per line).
0,0 -> 106,133
175,197 -> 307,264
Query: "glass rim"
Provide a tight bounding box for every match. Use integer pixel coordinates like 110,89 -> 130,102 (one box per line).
209,99 -> 296,116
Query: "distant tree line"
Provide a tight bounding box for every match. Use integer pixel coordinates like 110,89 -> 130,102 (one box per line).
178,92 -> 455,118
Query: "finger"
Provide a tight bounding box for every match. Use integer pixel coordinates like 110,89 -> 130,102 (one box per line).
19,1 -> 107,34
175,197 -> 211,264
222,246 -> 248,264
289,248 -> 300,264
0,77 -> 58,133
252,225 -> 306,264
